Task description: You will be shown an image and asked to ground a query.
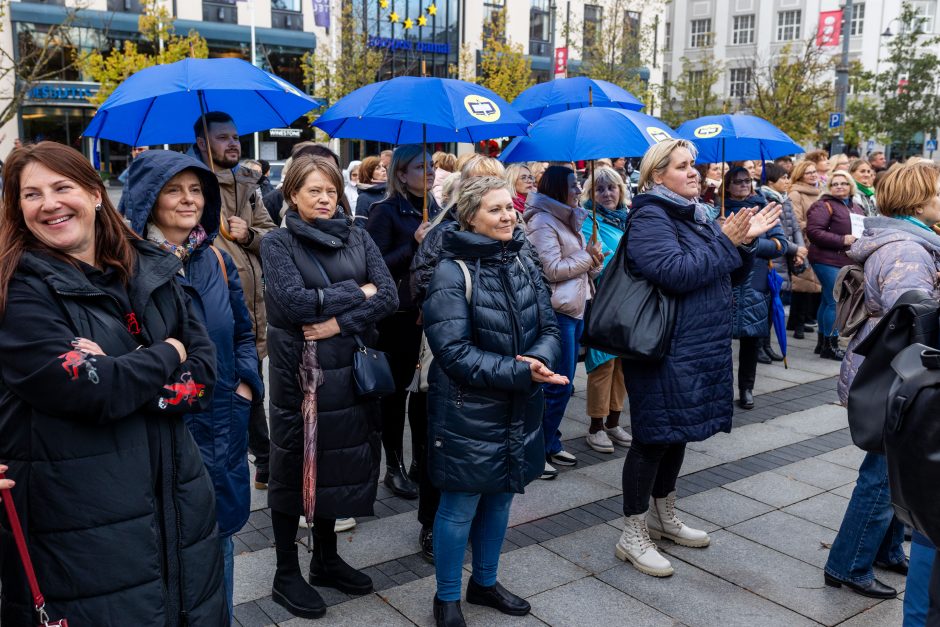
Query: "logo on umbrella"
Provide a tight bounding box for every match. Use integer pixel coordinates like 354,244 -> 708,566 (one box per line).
464,95 -> 501,122
647,127 -> 672,143
694,124 -> 723,138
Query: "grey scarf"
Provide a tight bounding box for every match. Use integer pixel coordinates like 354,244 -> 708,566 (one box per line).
646,184 -> 711,224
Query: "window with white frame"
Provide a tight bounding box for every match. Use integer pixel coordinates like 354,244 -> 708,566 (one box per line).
729,67 -> 752,98
850,3 -> 865,35
690,18 -> 712,47
732,14 -> 755,44
914,1 -> 936,33
688,69 -> 705,90
665,21 -> 672,50
776,10 -> 801,41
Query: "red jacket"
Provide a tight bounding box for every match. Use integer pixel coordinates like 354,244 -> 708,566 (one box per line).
806,194 -> 864,267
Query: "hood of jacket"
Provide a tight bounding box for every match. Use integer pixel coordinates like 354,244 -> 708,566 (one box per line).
849,216 -> 940,265
357,181 -> 387,193
441,225 -> 526,261
760,186 -> 786,204
523,192 -> 588,232
120,150 -> 222,242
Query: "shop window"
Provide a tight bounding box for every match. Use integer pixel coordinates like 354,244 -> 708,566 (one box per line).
204,0 -> 238,24
529,0 -> 552,57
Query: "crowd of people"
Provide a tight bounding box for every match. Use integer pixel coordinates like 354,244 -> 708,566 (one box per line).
0,108 -> 936,627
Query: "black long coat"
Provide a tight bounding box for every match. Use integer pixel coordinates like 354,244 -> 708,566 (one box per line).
0,242 -> 225,626
423,228 -> 561,494
261,212 -> 398,518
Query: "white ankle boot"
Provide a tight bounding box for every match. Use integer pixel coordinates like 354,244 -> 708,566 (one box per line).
647,491 -> 710,548
615,513 -> 674,577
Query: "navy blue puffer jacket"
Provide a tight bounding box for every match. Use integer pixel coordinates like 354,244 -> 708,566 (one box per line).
122,150 -> 263,537
423,228 -> 561,494
622,193 -> 755,444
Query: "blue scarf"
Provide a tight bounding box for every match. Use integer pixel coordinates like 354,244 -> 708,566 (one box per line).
583,199 -> 628,231
646,184 -> 711,224
895,215 -> 932,232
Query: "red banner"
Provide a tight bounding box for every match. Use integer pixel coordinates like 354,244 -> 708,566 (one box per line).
554,47 -> 568,79
817,10 -> 843,47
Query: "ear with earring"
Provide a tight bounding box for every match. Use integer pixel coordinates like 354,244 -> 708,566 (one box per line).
95,203 -> 102,212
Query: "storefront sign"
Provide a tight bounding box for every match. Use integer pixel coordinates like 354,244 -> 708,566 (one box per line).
313,0 -> 330,28
269,128 -> 302,138
26,81 -> 98,106
367,36 -> 450,54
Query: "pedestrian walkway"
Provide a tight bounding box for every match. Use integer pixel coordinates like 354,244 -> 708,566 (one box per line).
233,335 -> 901,626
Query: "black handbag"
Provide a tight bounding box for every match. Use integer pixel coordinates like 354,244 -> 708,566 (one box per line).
580,211 -> 677,361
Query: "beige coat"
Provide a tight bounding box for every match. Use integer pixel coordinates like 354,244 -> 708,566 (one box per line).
523,192 -> 600,319
213,168 -> 278,359
788,182 -> 822,293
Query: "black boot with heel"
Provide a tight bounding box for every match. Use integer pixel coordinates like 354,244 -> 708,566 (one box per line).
309,519 -> 373,595
272,547 -> 326,619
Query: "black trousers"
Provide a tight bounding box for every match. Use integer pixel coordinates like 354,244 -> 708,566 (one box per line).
738,336 -> 760,391
248,362 -> 270,470
271,509 -> 334,551
376,309 -> 424,465
928,551 -> 940,626
412,390 -> 440,528
621,440 -> 687,516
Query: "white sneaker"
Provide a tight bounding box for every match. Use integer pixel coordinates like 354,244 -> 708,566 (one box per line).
586,430 -> 615,453
647,491 -> 710,548
549,450 -> 577,466
334,517 -> 357,532
540,461 -> 558,480
299,516 -> 310,528
605,425 -> 633,447
615,513 -> 674,577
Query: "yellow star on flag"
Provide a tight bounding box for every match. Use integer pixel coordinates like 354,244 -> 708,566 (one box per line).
403,17 -> 414,29
379,0 -> 389,9
427,3 -> 437,16
417,15 -> 427,27
388,11 -> 399,23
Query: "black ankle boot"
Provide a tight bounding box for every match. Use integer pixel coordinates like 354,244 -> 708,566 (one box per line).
738,388 -> 754,410
466,579 -> 531,616
756,344 -> 772,364
408,459 -> 419,482
762,337 -> 784,361
814,332 -> 824,355
272,547 -> 326,619
384,452 -> 418,499
433,595 -> 467,627
819,336 -> 845,361
309,522 -> 373,595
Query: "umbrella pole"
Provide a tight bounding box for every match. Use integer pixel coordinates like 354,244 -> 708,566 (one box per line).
590,159 -> 598,245
720,138 -> 726,219
422,122 -> 429,223
197,88 -> 233,242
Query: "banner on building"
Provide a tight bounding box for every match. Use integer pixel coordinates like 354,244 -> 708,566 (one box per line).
817,10 -> 842,47
313,0 -> 330,28
554,47 -> 568,79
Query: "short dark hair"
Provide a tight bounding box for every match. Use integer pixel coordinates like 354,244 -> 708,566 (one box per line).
773,156 -> 793,165
290,141 -> 340,168
258,159 -> 270,175
537,165 -> 575,205
763,163 -> 788,183
724,165 -> 751,188
193,111 -> 235,140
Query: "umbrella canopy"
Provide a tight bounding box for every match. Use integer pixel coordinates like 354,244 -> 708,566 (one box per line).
498,107 -> 674,163
675,114 -> 802,163
82,58 -> 325,146
312,76 -> 529,143
767,266 -> 788,368
511,77 -> 645,122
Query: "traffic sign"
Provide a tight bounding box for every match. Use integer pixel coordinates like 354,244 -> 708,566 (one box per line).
927,139 -> 938,152
867,139 -> 875,152
829,112 -> 843,128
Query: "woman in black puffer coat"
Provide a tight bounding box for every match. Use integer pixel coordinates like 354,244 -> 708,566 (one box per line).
261,156 -> 398,620
423,177 -> 562,627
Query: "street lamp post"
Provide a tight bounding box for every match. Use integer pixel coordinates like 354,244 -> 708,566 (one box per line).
832,0 -> 853,156
238,0 -> 260,160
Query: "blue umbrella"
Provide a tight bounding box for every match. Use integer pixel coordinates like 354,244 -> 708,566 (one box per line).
511,77 -> 644,122
497,107 -> 675,163
83,58 -> 324,147
312,76 -> 529,144
767,265 -> 788,369
675,114 -> 802,164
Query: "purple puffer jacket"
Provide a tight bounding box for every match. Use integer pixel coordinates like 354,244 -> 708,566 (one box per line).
806,194 -> 864,267
837,217 -> 940,403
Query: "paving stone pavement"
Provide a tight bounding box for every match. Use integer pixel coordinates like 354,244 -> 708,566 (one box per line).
234,335 -> 906,626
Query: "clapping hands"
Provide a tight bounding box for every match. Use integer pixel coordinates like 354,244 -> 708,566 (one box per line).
721,202 -> 782,246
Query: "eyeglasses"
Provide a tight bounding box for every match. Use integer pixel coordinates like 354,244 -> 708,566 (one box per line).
730,179 -> 751,185
519,175 -> 535,181
805,170 -> 817,174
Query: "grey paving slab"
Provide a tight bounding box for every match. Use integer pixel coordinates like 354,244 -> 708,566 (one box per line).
773,457 -> 859,490
234,547 -> 277,605
679,448 -> 734,475
723,470 -> 825,508
831,481 -> 857,498
758,362 -> 833,384
782,492 -> 850,532
541,522 -> 625,574
598,558 -> 818,627
771,404 -> 849,436
332,511 -> 422,570
836,598 -> 903,626
279,593 -> 414,626
818,445 -> 867,470
677,487 -> 776,528
662,530 -> 881,625
572,457 -> 624,489
686,422 -> 813,462
508,471 -> 620,526
729,510 -> 837,568
462,544 -> 590,598
528,576 -> 675,627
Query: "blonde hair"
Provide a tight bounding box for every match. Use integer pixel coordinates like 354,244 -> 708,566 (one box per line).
387,144 -> 430,199
789,160 -> 818,191
829,153 -> 850,172
638,139 -> 698,192
440,171 -> 463,210
455,152 -> 476,172
581,165 -> 627,207
826,170 -> 858,197
432,151 -> 457,172
455,176 -> 513,230
529,161 -> 548,185
876,161 -> 940,217
504,163 -> 533,195
460,154 -> 505,179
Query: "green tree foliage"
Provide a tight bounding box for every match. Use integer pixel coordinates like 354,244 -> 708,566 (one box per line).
660,53 -> 724,128
475,7 -> 534,103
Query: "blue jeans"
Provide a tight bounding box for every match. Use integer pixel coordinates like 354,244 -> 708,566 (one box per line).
812,262 -> 841,337
543,312 -> 582,455
825,452 -> 906,584
221,534 -> 234,624
904,531 -> 936,627
433,491 -> 514,602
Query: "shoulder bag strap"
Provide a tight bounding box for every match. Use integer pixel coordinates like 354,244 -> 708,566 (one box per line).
454,259 -> 472,304
0,473 -> 52,624
209,245 -> 228,285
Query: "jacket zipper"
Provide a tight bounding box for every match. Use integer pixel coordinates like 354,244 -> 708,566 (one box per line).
500,250 -> 523,491
169,425 -> 188,625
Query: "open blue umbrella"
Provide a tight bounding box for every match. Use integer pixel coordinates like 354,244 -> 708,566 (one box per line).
675,114 -> 802,164
82,58 -> 325,147
312,76 -> 529,144
511,77 -> 644,122
497,107 -> 674,163
767,265 -> 788,369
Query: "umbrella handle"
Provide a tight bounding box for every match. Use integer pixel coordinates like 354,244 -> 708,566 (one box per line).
219,213 -> 235,241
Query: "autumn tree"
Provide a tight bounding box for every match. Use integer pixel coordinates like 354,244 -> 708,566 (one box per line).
744,40 -> 835,145
475,8 -> 534,103
660,53 -> 724,128
77,0 -> 207,107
